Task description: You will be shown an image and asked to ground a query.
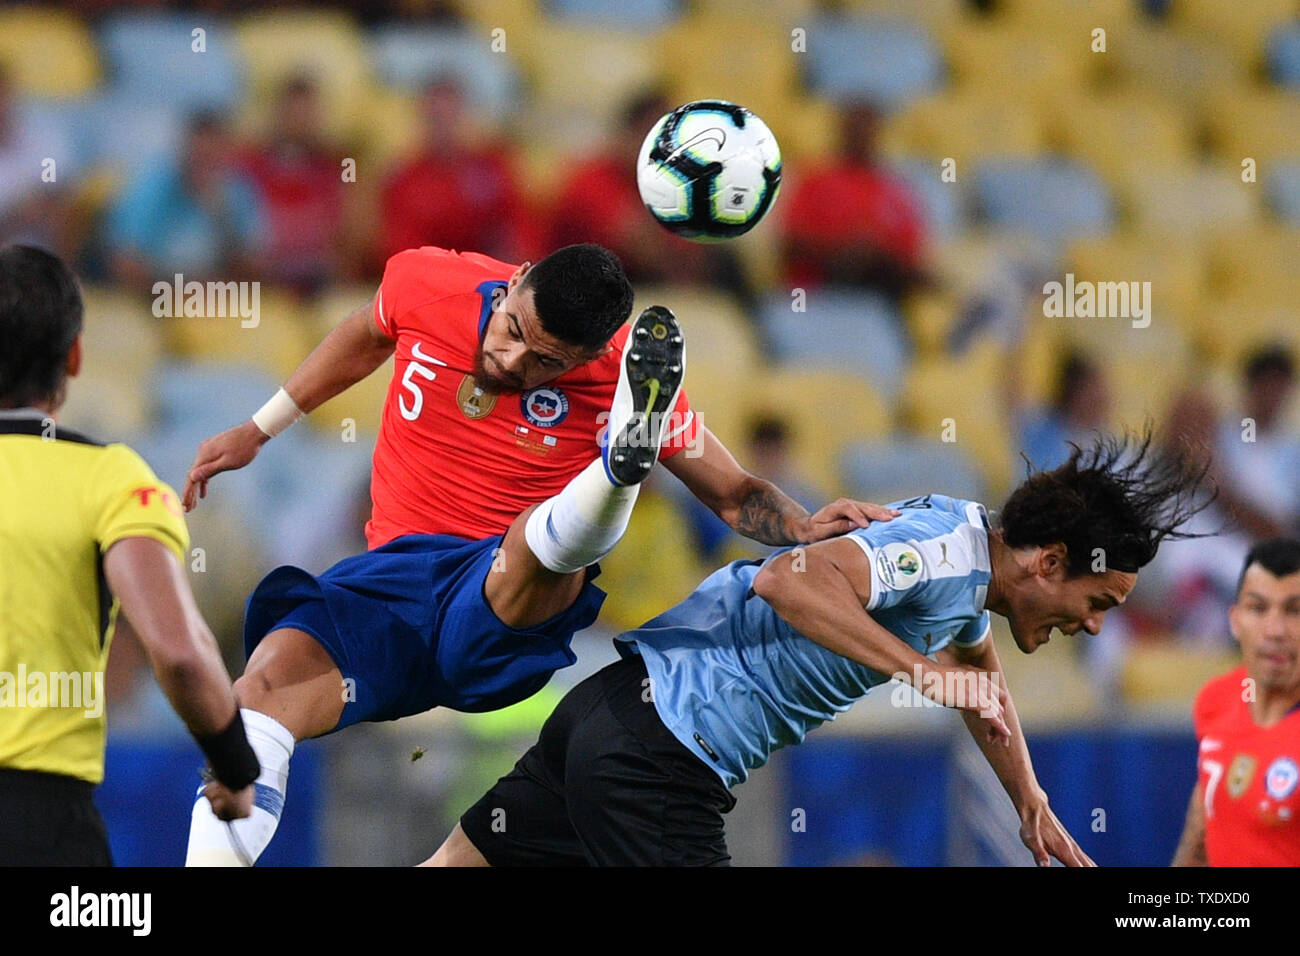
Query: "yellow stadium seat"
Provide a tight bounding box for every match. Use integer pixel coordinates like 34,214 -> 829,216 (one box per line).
1202,225 -> 1300,302
1191,295 -> 1300,369
595,490 -> 708,633
310,358 -> 395,438
838,0 -> 964,34
1047,92 -> 1196,191
0,8 -> 100,98
1115,164 -> 1261,234
456,0 -> 543,40
1204,87 -> 1300,166
355,85 -> 423,174
1065,231 -> 1208,322
882,89 -> 1045,167
994,0 -> 1137,35
160,289 -> 317,383
1109,24 -> 1242,110
233,10 -> 375,144
1173,0 -> 1295,73
1121,644 -> 1240,708
59,369 -> 152,440
79,286 -> 165,379
943,25 -> 1093,106
902,342 -> 1017,495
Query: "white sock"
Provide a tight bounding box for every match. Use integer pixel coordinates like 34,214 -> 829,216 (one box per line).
524,458 -> 641,574
185,708 -> 295,867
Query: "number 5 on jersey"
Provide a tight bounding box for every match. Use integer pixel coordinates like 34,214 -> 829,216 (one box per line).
399,342 -> 448,421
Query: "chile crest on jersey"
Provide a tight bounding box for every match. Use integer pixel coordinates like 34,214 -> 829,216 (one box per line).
520,386 -> 570,428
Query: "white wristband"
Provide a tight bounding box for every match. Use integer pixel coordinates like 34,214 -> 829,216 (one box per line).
251,388 -> 304,438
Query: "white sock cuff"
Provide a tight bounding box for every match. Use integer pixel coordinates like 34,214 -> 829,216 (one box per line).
241,707 -> 295,757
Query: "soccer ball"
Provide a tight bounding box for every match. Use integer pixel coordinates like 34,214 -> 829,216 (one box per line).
636,100 -> 782,242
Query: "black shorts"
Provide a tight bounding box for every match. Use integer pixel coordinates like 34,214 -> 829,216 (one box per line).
460,654 -> 737,866
0,767 -> 112,866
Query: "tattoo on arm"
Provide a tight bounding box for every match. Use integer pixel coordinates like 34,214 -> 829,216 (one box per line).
735,481 -> 809,546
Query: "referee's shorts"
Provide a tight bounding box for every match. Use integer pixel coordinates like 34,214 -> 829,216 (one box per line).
461,654 -> 737,866
0,767 -> 112,866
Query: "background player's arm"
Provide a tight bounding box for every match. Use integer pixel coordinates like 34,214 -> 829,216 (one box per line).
936,638 -> 1094,867
1171,782 -> 1208,866
663,426 -> 897,545
183,297 -> 395,509
751,537 -> 1008,734
103,536 -> 256,817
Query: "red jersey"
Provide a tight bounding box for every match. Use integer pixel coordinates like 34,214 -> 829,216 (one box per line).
365,246 -> 699,549
1193,665 -> 1300,866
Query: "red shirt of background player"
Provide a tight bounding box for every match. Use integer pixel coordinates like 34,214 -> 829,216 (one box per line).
1193,664 -> 1300,865
366,245 -> 699,550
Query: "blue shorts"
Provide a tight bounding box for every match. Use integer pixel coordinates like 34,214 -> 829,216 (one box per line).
243,534 -> 606,730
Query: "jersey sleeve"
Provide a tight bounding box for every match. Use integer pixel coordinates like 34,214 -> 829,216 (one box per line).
657,387 -> 700,459
91,444 -> 190,563
843,525 -> 935,614
952,611 -> 991,648
375,247 -> 461,340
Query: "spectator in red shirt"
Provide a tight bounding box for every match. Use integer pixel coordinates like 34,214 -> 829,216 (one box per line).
240,75 -> 347,295
780,100 -> 928,297
380,77 -> 536,266
549,90 -> 742,292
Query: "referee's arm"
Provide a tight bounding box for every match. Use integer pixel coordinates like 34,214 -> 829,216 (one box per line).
103,536 -> 258,819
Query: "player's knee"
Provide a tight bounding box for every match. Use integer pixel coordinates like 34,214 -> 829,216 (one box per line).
423,825 -> 489,867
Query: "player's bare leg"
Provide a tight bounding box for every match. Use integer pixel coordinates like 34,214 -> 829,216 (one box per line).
421,823 -> 490,867
486,306 -> 686,627
186,627 -> 344,866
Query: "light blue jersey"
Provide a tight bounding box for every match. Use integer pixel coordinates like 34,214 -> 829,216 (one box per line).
617,494 -> 993,788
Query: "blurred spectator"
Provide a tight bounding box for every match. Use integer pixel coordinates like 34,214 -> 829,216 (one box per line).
549,90 -> 748,294
0,66 -> 78,257
380,77 -> 537,264
107,110 -> 266,290
1016,350 -> 1111,471
1213,345 -> 1300,540
239,75 -> 347,295
780,99 -> 928,298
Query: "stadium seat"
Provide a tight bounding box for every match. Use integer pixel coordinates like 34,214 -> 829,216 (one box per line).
972,159 -> 1114,245
1121,645 -> 1242,709
0,8 -> 101,98
943,25 -> 1092,106
79,286 -> 165,380
159,289 -> 317,383
1266,161 -> 1300,225
757,289 -> 911,401
1065,231 -> 1208,325
1268,21 -> 1300,87
841,435 -> 985,505
368,24 -> 520,120
992,0 -> 1137,35
1191,295 -> 1300,369
547,0 -> 684,29
1204,87 -> 1300,165
835,0 -> 963,34
801,15 -> 943,110
746,367 -> 893,495
882,89 -> 1045,167
99,13 -> 245,112
1202,224 -> 1300,302
59,368 -> 154,442
900,344 -> 1016,494
1116,164 -> 1260,234
233,10 -> 375,144
1046,91 -> 1196,190
891,157 -> 966,239
1172,0 -> 1296,74
1110,24 -> 1241,110
74,92 -> 185,174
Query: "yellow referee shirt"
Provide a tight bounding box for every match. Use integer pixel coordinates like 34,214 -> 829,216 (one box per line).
0,410 -> 189,784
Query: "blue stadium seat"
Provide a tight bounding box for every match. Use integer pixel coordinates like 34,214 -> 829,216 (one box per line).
972,159 -> 1114,244
758,289 -> 911,400
546,0 -> 682,29
99,13 -> 245,111
369,25 -> 519,119
77,92 -> 185,172
803,15 -> 943,110
1266,161 -> 1300,225
1269,22 -> 1300,87
891,157 -> 965,238
841,436 -> 985,504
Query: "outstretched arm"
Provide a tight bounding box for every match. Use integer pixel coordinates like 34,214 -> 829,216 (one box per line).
1171,783 -> 1208,866
935,637 -> 1094,867
183,297 -> 395,510
662,425 -> 897,545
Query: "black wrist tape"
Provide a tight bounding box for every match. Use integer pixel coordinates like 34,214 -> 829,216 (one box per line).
196,710 -> 261,791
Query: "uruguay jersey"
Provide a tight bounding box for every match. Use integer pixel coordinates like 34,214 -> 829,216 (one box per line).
367,246 -> 699,549
618,494 -> 993,787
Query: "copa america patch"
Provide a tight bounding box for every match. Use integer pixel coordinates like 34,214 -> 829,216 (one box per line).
520,387 -> 569,428
1265,756 -> 1298,800
875,542 -> 924,592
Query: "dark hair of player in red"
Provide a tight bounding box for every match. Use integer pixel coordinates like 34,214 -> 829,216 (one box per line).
521,244 -> 634,352
999,429 -> 1218,575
